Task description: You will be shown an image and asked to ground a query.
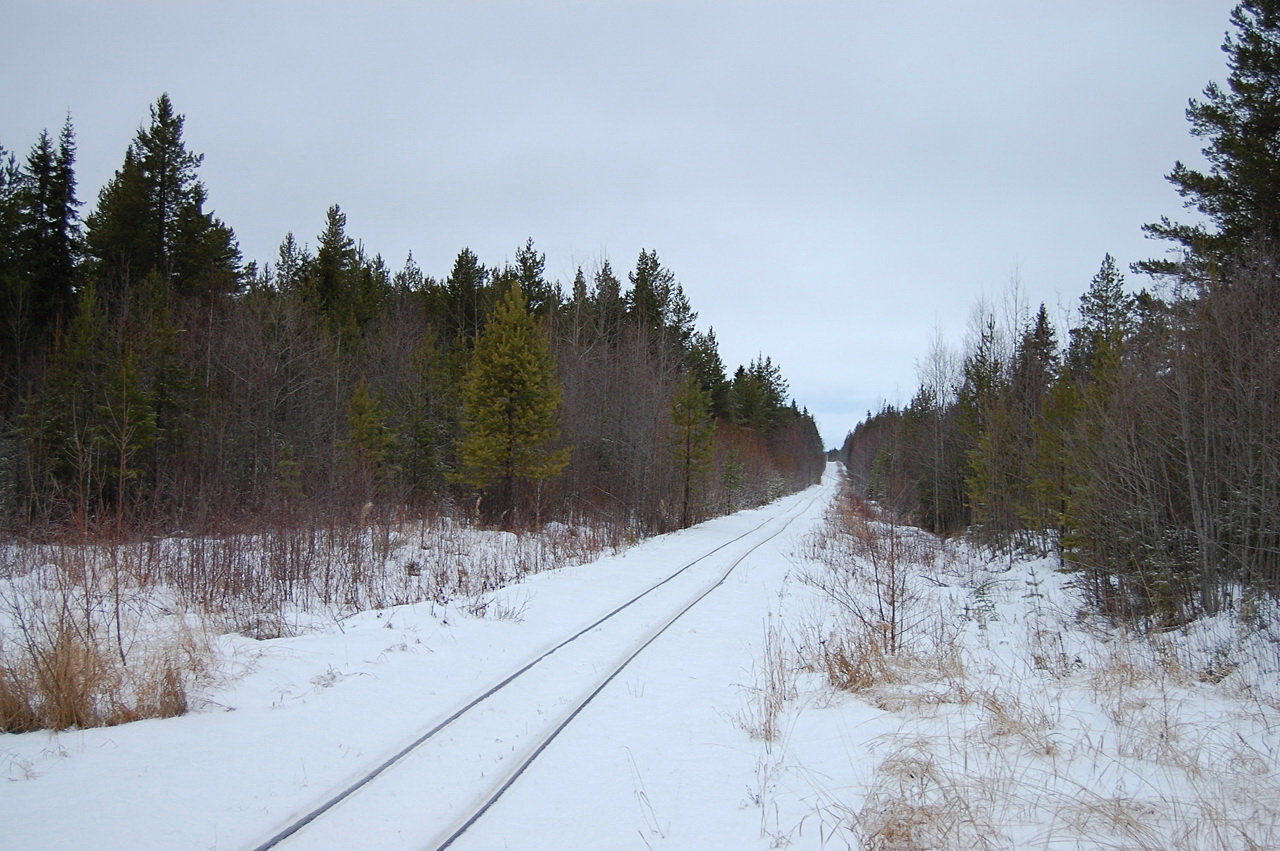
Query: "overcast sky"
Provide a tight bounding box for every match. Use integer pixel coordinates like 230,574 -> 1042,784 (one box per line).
3,1 -> 1236,447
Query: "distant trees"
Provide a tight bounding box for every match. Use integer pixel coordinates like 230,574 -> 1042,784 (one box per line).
841,0 -> 1280,625
1,119 -> 81,405
0,93 -> 825,541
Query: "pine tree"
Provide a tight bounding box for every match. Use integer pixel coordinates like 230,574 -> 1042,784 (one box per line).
454,283 -> 570,524
1140,0 -> 1280,276
669,370 -> 715,528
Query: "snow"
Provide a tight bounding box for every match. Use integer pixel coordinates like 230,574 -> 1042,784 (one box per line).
4,465 -> 1279,849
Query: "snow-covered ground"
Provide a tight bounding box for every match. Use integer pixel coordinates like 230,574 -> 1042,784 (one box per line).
4,465 -> 1279,849
751,493 -> 1280,849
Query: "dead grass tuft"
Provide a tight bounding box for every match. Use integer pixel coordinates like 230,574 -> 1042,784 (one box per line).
858,748 -> 994,851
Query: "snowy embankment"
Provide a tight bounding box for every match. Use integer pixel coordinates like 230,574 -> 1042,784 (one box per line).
752,490 -> 1280,849
4,465 -> 1278,850
1,475 -> 835,850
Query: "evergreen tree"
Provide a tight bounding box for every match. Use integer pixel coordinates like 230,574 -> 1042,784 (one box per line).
957,316 -> 1010,544
1,121 -> 81,371
1009,305 -> 1062,548
687,328 -> 730,418
669,370 -> 715,528
626,248 -> 675,335
730,355 -> 789,432
592,260 -> 625,345
623,249 -> 697,354
96,343 -> 158,523
454,283 -> 570,524
312,204 -> 357,317
1066,254 -> 1135,381
344,377 -> 397,495
443,247 -> 489,343
392,251 -> 425,293
1140,0 -> 1280,276
24,282 -> 109,518
16,120 -> 80,341
515,237 -> 559,317
0,143 -> 22,377
86,93 -> 242,300
570,266 -> 588,307
273,231 -> 312,295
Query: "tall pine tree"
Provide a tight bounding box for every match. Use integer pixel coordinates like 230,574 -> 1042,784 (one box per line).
1140,0 -> 1280,277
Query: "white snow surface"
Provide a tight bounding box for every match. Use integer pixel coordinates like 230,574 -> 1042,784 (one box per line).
5,464 -> 1280,849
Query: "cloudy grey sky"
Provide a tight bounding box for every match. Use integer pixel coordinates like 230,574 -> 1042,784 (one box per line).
3,1 -> 1235,446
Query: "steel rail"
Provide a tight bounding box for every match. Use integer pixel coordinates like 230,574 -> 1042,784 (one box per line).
250,487 -> 823,851
429,484 -> 827,850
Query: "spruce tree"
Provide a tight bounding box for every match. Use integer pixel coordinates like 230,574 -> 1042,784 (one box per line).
313,204 -> 356,317
454,283 -> 570,524
687,328 -> 730,418
86,94 -> 242,300
626,248 -> 674,332
443,247 -> 489,344
1066,254 -> 1135,381
592,260 -> 625,345
17,120 -> 80,340
0,144 -> 21,375
96,343 -> 158,523
515,237 -> 558,317
273,232 -> 312,294
25,282 -> 109,517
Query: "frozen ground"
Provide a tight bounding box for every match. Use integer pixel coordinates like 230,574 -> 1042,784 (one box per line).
4,465 -> 1279,849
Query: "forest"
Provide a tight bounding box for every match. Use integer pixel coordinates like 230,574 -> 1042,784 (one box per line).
841,0 -> 1280,627
0,94 -> 824,543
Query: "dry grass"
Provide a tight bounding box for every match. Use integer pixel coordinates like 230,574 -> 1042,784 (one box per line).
0,572 -> 205,732
739,618 -> 798,744
1,509 -> 620,732
757,482 -> 1280,850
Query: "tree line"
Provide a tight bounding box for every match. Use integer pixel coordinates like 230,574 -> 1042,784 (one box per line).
0,94 -> 823,537
841,0 -> 1280,626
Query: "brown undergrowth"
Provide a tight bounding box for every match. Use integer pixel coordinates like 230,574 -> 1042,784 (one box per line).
1,509 -> 621,732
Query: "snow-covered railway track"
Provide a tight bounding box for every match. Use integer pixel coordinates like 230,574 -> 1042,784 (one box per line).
250,483 -> 828,851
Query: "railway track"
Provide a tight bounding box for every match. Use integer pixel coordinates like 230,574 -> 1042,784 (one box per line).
250,479 -> 831,850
